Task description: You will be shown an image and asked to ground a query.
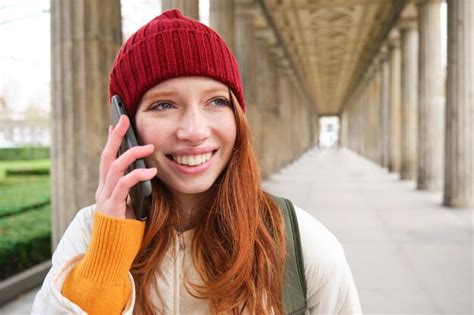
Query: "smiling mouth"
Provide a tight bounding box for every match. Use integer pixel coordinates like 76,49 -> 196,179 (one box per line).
166,150 -> 217,167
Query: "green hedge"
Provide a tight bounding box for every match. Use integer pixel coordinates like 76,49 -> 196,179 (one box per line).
0,160 -> 50,181
0,166 -> 52,279
6,168 -> 50,176
0,177 -> 51,218
0,147 -> 49,161
0,204 -> 51,281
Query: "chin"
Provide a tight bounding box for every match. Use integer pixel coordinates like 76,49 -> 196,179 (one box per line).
161,176 -> 218,196
175,184 -> 213,195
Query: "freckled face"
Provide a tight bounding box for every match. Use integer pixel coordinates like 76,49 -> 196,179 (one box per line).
134,77 -> 237,199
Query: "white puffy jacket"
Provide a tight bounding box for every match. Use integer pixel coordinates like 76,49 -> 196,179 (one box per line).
31,204 -> 362,314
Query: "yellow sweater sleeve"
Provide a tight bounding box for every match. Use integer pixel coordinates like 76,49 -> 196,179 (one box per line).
62,211 -> 145,315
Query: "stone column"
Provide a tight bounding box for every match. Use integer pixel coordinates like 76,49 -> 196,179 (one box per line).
50,0 -> 121,247
235,5 -> 261,157
356,86 -> 366,155
376,65 -> 383,163
357,90 -> 364,155
399,20 -> 419,180
161,0 -> 199,20
209,0 -> 235,51
300,95 -> 312,152
375,61 -> 385,165
368,66 -> 381,163
354,90 -> 361,154
349,96 -> 359,152
363,77 -> 370,158
380,45 -> 391,169
351,92 -> 359,153
362,81 -> 370,157
344,108 -> 350,149
349,95 -> 358,152
349,99 -> 358,152
340,110 -> 348,148
444,0 -> 474,208
269,54 -> 283,171
346,108 -> 352,150
359,84 -> 364,155
313,113 -> 320,147
276,58 -> 294,164
388,31 -> 402,173
367,76 -> 375,159
288,75 -> 301,156
294,86 -> 311,155
417,0 -> 444,191
255,31 -> 276,176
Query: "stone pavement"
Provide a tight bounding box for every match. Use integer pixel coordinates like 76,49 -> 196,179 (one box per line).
263,147 -> 473,314
1,147 -> 472,314
0,289 -> 38,315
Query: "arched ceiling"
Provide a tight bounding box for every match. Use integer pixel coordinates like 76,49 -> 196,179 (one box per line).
260,0 -> 406,116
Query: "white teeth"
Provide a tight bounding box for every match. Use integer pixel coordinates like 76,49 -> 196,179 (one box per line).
172,152 -> 212,166
188,156 -> 196,166
194,156 -> 200,165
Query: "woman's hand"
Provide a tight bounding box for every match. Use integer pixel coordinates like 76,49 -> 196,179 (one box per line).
95,115 -> 157,220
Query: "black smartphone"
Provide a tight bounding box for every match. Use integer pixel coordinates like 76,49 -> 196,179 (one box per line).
110,95 -> 152,221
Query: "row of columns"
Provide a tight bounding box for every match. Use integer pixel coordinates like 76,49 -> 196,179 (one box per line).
208,0 -> 317,177
341,0 -> 473,208
50,0 -> 318,246
161,0 -> 318,175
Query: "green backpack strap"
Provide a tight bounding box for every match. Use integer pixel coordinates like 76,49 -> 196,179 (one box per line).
272,195 -> 307,314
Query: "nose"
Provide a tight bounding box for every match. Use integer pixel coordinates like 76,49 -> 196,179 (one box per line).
176,107 -> 210,144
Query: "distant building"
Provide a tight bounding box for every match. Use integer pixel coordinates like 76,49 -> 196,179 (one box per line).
0,95 -> 50,148
319,117 -> 339,148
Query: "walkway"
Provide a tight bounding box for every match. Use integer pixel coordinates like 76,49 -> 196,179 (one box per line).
1,147 -> 472,314
263,147 -> 473,314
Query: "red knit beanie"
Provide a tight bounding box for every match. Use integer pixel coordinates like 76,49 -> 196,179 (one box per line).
109,9 -> 245,116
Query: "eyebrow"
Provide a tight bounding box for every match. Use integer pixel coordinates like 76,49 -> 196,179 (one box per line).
144,86 -> 229,100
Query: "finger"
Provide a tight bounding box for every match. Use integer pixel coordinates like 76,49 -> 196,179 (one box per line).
97,125 -> 114,196
98,115 -> 130,194
101,144 -> 155,199
109,167 -> 157,206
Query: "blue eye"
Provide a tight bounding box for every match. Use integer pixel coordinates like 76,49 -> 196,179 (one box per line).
151,102 -> 174,111
210,97 -> 231,107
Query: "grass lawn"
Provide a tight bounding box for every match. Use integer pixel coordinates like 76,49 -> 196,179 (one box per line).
0,176 -> 51,218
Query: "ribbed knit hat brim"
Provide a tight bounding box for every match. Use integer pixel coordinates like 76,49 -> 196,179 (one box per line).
109,9 -> 245,116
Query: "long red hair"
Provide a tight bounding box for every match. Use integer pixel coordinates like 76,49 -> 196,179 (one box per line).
131,91 -> 286,314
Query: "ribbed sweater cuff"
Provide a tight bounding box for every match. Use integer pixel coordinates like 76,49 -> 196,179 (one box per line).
75,211 -> 145,285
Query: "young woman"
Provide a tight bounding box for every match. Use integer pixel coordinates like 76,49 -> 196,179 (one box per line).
32,9 -> 361,315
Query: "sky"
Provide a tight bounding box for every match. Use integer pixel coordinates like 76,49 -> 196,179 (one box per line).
0,0 -> 444,116
0,0 -> 50,115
